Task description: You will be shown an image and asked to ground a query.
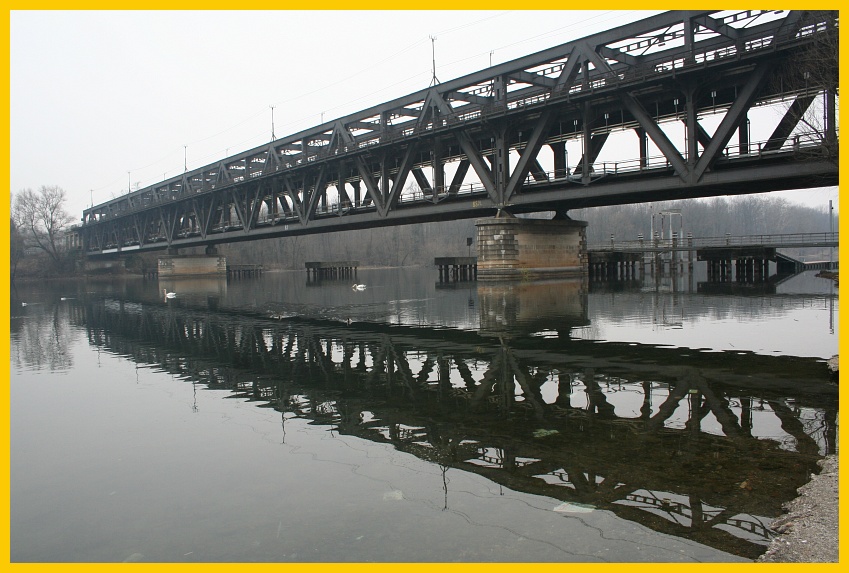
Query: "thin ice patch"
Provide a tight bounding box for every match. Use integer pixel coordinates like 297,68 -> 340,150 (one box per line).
553,501 -> 594,513
533,428 -> 559,438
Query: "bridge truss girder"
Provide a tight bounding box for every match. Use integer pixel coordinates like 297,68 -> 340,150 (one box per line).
80,10 -> 838,255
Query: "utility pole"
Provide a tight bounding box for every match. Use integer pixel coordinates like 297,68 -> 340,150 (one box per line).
429,35 -> 439,86
829,199 -> 834,270
270,105 -> 276,141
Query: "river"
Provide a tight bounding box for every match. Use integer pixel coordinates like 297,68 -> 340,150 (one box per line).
9,267 -> 838,562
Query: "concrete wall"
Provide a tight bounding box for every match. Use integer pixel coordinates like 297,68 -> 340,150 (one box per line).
475,216 -> 587,280
158,255 -> 227,277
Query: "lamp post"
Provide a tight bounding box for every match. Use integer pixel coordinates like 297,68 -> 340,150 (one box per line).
829,200 -> 834,270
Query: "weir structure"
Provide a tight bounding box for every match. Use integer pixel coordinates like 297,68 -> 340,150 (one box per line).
586,231 -> 839,280
75,10 -> 838,279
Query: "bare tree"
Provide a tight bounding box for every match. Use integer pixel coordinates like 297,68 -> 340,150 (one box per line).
771,12 -> 839,164
12,185 -> 75,265
10,217 -> 26,279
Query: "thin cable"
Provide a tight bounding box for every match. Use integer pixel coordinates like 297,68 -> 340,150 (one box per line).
98,11 -> 648,196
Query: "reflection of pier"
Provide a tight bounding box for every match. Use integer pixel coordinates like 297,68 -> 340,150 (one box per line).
477,278 -> 589,337
696,280 -> 777,295
71,296 -> 837,560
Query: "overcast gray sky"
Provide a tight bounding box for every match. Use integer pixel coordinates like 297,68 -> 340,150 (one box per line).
10,10 -> 838,221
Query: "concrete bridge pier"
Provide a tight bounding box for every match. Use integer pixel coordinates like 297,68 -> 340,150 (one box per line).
475,213 -> 587,281
158,254 -> 227,277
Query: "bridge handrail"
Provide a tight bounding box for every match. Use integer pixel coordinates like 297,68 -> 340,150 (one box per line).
589,232 -> 839,252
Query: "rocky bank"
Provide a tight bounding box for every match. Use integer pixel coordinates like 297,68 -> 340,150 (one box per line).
757,455 -> 838,563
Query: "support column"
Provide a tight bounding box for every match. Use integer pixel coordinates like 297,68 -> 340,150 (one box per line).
475,213 -> 587,281
352,180 -> 362,207
432,139 -> 445,195
492,126 -> 510,205
636,127 -> 648,170
551,141 -> 566,178
739,113 -> 750,155
581,102 -> 591,183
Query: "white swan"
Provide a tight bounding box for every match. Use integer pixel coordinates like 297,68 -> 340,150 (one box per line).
352,283 -> 366,291
163,288 -> 176,299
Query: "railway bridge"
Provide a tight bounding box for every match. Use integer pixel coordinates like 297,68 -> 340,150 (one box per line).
76,10 -> 838,278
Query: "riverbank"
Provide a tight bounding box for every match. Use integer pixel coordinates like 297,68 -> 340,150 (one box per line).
757,455 -> 838,562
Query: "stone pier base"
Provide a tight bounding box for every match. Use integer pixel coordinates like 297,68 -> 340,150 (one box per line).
158,255 -> 227,277
82,258 -> 123,274
475,215 -> 587,280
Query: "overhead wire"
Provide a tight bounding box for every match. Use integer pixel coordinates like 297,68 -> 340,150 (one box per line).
99,11 -> 664,197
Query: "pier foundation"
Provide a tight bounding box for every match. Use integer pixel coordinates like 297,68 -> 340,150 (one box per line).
158,255 -> 227,277
475,214 -> 587,281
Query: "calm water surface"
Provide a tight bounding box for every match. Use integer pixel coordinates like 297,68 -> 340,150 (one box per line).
10,267 -> 838,562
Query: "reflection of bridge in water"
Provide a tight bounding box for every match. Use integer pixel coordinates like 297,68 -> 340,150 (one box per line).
72,290 -> 836,559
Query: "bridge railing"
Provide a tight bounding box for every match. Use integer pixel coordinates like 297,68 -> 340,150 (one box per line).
519,132 -> 831,188
589,232 -> 839,252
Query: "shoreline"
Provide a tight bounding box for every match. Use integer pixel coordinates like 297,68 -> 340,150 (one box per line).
757,455 -> 839,562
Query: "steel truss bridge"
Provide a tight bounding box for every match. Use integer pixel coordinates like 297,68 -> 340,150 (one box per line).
74,295 -> 836,559
78,10 -> 838,256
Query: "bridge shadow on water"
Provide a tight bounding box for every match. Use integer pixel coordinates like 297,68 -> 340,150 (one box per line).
36,269 -> 837,561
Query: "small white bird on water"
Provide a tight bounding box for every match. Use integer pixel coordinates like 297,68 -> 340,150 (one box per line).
352,283 -> 366,291
163,288 -> 176,299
